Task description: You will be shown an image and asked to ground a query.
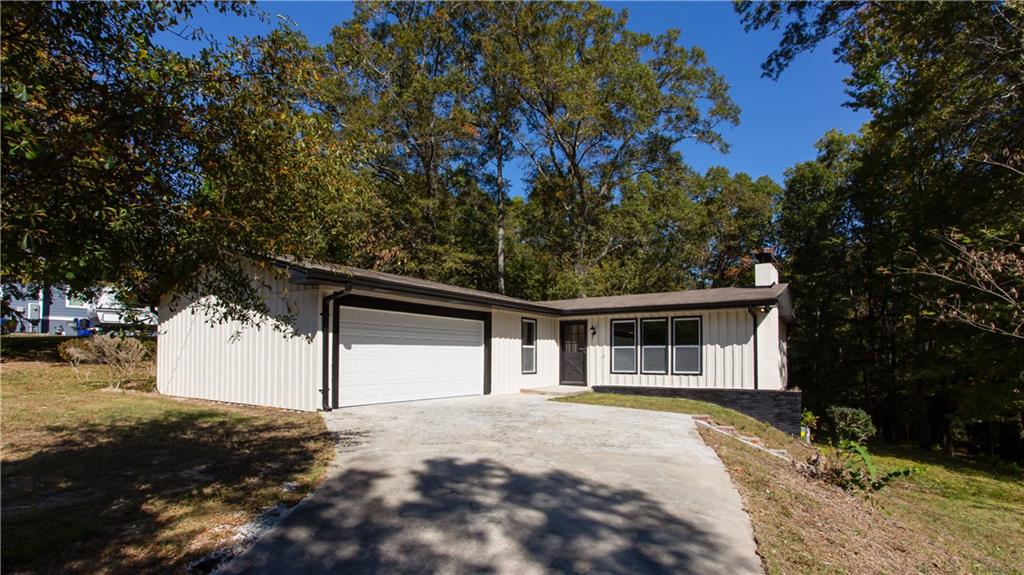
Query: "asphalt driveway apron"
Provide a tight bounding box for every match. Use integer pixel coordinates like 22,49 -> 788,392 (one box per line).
220,394 -> 762,575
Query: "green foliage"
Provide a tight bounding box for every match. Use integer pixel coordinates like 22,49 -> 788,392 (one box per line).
741,2 -> 1024,453
834,440 -> 915,494
826,406 -> 877,443
1,2 -> 372,330
805,440 -> 915,494
801,409 -> 818,430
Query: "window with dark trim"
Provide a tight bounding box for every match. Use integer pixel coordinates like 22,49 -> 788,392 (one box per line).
610,319 -> 637,374
521,318 -> 537,374
672,317 -> 702,375
641,318 -> 668,374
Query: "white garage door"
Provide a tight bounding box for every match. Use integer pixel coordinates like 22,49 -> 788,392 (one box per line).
337,306 -> 484,407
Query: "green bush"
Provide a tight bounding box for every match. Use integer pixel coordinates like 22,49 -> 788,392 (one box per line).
827,405 -> 877,443
804,440 -> 915,494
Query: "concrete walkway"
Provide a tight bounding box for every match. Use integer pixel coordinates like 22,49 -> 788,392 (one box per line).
220,394 -> 762,575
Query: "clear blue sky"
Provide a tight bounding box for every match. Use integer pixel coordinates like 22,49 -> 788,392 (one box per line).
159,1 -> 869,194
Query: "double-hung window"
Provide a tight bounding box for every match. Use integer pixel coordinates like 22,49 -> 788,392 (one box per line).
610,319 -> 637,373
640,318 -> 669,374
521,318 -> 537,374
672,317 -> 702,375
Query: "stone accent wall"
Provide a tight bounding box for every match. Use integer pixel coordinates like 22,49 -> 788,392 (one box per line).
592,386 -> 802,435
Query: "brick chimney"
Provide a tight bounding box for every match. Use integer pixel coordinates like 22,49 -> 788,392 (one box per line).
754,248 -> 779,287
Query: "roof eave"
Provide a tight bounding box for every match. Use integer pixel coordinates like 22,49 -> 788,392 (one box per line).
290,267 -> 559,315
555,298 -> 785,316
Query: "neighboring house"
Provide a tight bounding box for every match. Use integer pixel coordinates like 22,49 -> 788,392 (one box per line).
158,252 -> 800,431
2,285 -> 156,334
4,286 -> 94,334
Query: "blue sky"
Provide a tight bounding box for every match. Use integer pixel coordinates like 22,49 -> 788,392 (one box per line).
160,1 -> 869,194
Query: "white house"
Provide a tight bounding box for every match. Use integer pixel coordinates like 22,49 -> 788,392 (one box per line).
157,252 -> 798,431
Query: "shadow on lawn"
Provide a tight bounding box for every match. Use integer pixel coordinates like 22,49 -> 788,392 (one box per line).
220,457 -> 743,575
870,442 -> 1024,481
1,409 -> 337,574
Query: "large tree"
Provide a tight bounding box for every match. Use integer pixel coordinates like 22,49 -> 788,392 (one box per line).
501,2 -> 739,297
1,2 -> 370,325
741,1 -> 1024,448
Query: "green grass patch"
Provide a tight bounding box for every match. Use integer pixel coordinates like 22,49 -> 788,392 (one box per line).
1,361 -> 335,574
553,392 -> 802,451
871,444 -> 1024,572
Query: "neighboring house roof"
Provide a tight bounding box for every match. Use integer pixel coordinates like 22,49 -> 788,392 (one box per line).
283,258 -> 794,322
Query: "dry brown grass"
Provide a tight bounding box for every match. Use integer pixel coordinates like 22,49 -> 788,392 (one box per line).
699,428 -> 966,574
1,360 -> 335,575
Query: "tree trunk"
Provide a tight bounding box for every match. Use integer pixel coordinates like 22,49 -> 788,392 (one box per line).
495,139 -> 507,295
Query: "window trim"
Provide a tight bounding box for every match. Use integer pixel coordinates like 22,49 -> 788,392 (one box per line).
521,317 -> 537,375
609,318 -> 638,374
640,318 -> 669,375
671,316 -> 703,375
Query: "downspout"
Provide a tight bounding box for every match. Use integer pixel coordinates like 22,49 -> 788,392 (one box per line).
748,307 -> 759,390
321,283 -> 352,411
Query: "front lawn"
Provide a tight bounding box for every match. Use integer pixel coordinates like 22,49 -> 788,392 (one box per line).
556,393 -> 1024,574
1,360 -> 335,574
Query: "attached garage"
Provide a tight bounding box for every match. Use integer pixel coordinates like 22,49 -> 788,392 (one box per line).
158,256 -> 794,422
336,306 -> 485,407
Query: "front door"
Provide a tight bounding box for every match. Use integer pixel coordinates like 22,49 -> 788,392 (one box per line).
560,321 -> 588,386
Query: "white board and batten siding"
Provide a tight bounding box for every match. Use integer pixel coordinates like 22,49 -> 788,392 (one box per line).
564,309 -> 758,390
156,269 -> 326,412
490,310 -> 559,393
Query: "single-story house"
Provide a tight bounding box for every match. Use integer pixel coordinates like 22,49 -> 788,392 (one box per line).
157,252 -> 799,431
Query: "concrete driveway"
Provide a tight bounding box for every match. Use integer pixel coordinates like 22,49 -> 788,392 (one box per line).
221,394 -> 762,575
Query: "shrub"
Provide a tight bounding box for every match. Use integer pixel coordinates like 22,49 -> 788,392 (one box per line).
801,409 -> 819,429
58,338 -> 95,365
827,406 -> 877,443
59,336 -> 150,388
802,440 -> 915,494
140,338 -> 157,358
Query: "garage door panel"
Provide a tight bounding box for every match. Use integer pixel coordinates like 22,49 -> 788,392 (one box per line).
337,307 -> 484,407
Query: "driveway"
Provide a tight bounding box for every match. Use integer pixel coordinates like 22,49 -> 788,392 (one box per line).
221,394 -> 762,575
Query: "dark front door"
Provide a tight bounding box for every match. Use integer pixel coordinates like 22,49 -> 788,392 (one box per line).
560,321 -> 588,386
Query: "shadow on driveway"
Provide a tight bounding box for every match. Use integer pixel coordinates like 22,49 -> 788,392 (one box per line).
222,455 -> 741,574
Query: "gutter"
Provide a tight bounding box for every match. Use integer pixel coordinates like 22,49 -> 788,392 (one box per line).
321,283 -> 352,411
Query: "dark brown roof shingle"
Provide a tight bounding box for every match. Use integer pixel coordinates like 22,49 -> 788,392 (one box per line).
282,257 -> 792,320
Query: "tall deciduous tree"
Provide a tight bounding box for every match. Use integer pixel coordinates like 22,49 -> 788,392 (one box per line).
501,2 -> 739,297
2,3 -> 371,325
741,1 -> 1024,449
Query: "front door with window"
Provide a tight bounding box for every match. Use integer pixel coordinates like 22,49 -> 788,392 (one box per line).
560,321 -> 588,386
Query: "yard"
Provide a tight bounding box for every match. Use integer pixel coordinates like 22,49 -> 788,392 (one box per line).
557,393 -> 1024,575
0,357 -> 335,574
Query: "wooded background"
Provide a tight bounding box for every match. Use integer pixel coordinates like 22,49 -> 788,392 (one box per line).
3,1 -> 1021,457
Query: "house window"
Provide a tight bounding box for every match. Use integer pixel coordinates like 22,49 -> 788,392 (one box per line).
641,318 -> 668,374
65,293 -> 89,308
672,317 -> 702,375
610,319 -> 637,373
521,318 -> 537,374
